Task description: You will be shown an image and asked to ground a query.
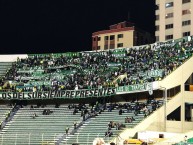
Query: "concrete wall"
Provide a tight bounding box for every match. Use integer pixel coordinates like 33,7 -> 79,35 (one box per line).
159,56 -> 193,89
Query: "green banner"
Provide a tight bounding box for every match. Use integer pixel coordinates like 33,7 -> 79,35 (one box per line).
147,69 -> 164,77
116,84 -> 147,93
28,52 -> 80,58
111,52 -> 126,57
138,69 -> 164,78
107,63 -> 122,67
29,81 -> 51,86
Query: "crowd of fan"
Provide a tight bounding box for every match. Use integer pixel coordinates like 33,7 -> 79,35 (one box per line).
104,96 -> 162,137
0,36 -> 193,92
69,102 -> 103,121
67,96 -> 162,139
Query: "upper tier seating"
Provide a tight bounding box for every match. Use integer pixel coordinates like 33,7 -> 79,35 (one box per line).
1,36 -> 193,92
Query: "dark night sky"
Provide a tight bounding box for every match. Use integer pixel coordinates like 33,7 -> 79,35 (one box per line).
0,0 -> 155,54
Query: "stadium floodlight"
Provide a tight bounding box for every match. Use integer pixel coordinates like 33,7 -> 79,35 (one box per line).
159,86 -> 167,132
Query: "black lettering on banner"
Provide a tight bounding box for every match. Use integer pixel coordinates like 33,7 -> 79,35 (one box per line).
80,91 -> 85,98
42,92 -> 47,98
70,91 -> 75,98
47,91 -> 51,99
47,91 -> 51,98
38,92 -> 42,99
89,90 -> 93,97
59,91 -> 63,98
102,88 -> 107,96
85,90 -> 89,97
107,88 -> 112,96
13,93 -> 18,99
112,88 -> 116,94
53,91 -> 57,98
32,92 -> 35,98
61,91 -> 66,98
57,91 -> 61,98
2,93 -> 6,99
0,87 -> 117,100
18,93 -> 24,100
58,91 -> 62,98
28,93 -> 32,99
31,92 -> 34,98
98,89 -> 103,96
75,91 -> 80,98
33,92 -> 38,99
50,91 -> 54,99
60,91 -> 63,98
94,89 -> 98,97
66,91 -> 70,98
22,93 -> 25,99
7,93 -> 12,99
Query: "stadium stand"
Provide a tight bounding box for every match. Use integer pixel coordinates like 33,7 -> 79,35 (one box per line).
0,36 -> 192,93
0,36 -> 192,145
62,101 -> 160,145
0,104 -> 82,145
0,98 -> 163,145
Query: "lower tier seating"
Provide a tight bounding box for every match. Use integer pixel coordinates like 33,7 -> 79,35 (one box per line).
0,99 -> 163,145
62,100 -> 163,145
0,105 -> 81,145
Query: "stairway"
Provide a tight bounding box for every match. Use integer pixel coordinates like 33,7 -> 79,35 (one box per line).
0,62 -> 13,78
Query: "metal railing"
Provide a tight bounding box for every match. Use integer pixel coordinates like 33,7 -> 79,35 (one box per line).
0,133 -> 60,145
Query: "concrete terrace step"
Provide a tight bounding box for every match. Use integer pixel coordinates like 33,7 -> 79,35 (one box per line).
1,106 -> 82,145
